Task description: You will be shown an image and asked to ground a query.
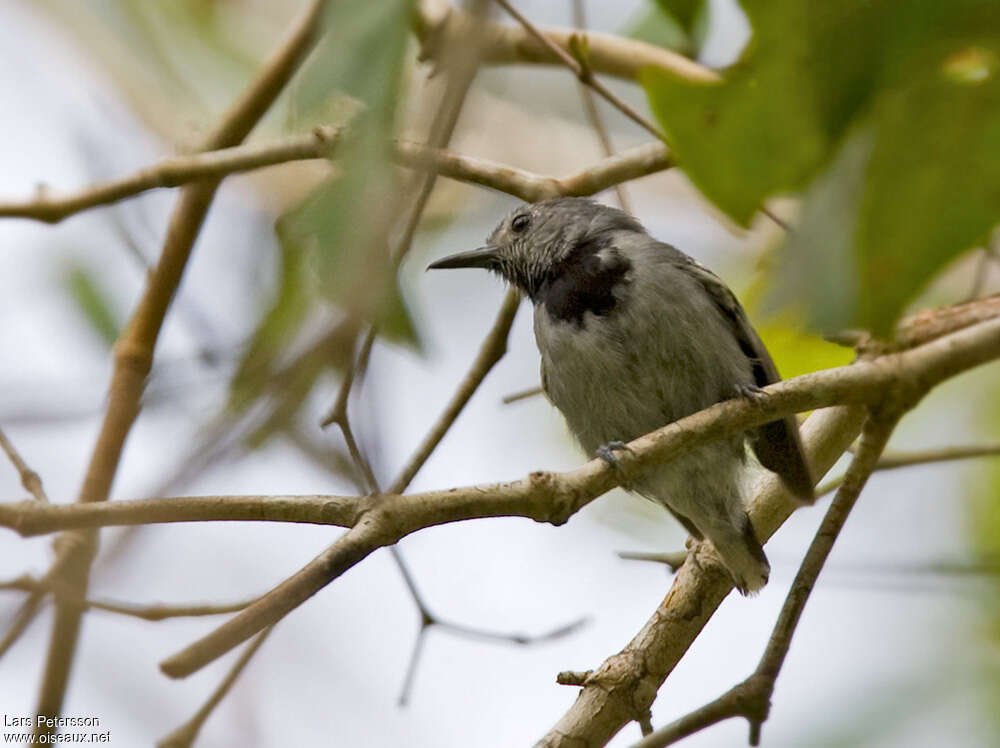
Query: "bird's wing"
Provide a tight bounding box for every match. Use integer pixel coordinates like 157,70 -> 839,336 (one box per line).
678,258 -> 815,502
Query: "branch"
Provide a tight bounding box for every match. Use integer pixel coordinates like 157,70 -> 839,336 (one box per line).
0,425 -> 48,502
394,139 -> 673,202
31,0 -> 330,734
816,441 -> 1000,497
1,314 -> 998,541
0,128 -> 341,224
0,576 -> 252,621
632,411 -> 900,748
535,308 -> 1000,746
0,133 -> 673,225
571,0 -> 630,213
412,0 -> 717,84
158,627 -> 275,748
389,288 -> 521,493
151,313 -> 1000,679
493,0 -> 666,140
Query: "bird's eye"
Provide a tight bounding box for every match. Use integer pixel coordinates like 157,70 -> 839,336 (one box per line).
510,213 -> 531,233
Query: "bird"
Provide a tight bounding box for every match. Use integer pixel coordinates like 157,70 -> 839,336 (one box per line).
428,197 -> 813,594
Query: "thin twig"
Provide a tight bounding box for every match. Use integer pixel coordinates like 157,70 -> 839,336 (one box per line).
815,441 -> 1000,498
413,0 -> 718,83
501,385 -> 544,404
158,626 -> 275,748
394,139 -> 673,202
32,0 -> 330,735
0,128 -> 341,224
0,425 -> 48,502
570,0 -> 629,212
493,0 -> 666,140
0,576 -> 252,620
389,288 -> 520,494
617,551 -> 688,573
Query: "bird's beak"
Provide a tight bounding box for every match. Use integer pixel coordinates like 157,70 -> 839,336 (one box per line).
427,245 -> 499,271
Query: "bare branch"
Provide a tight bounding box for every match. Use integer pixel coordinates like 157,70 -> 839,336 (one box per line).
32,0 -> 331,733
0,425 -> 48,502
412,0 -> 718,83
389,288 -> 521,494
633,411 -> 900,748
0,576 -> 253,621
493,0 -> 666,140
158,627 -> 275,748
394,139 -> 673,202
0,134 -> 673,226
155,314 -> 1000,680
0,128 -> 341,224
571,0 -> 630,212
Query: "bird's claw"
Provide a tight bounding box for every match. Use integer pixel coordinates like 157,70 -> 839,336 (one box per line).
596,440 -> 634,490
734,383 -> 767,406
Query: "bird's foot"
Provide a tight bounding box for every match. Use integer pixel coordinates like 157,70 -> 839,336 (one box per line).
734,382 -> 768,406
596,440 -> 634,490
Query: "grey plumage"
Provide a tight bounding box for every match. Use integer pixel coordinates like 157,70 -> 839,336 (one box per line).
429,197 -> 813,594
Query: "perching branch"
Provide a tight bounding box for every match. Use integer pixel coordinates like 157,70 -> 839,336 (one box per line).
632,411 -> 901,748
1,313 -> 998,540
144,312 -> 1000,679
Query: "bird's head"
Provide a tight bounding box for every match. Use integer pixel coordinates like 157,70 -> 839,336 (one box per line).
427,197 -> 642,301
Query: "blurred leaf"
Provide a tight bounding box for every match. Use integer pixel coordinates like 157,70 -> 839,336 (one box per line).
643,0 -> 1000,334
624,2 -> 689,56
293,0 -> 410,121
282,0 -> 416,339
37,0 -> 261,138
228,228 -> 312,411
62,262 -> 121,347
655,0 -> 709,53
228,0 -> 416,440
656,0 -> 700,32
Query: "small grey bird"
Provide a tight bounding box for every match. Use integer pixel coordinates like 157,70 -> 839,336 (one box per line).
429,197 -> 813,594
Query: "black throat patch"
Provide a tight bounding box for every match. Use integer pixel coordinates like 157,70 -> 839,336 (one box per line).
536,236 -> 632,326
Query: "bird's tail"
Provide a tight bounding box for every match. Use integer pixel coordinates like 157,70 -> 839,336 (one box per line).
704,513 -> 770,595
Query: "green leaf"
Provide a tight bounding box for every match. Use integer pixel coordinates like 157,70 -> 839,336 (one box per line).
62,262 -> 121,347
641,0 -> 887,224
852,63 -> 1000,334
624,3 -> 689,56
656,0 -> 702,33
228,226 -> 312,411
644,0 -> 1000,334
